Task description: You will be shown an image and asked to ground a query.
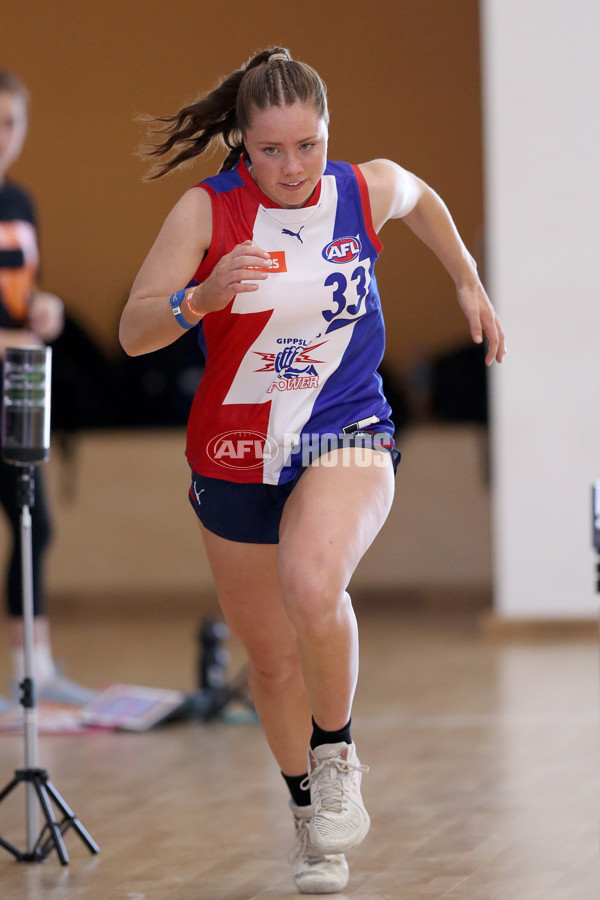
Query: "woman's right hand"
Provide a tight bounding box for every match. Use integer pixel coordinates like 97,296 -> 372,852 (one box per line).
121,190 -> 274,356
191,240 -> 272,314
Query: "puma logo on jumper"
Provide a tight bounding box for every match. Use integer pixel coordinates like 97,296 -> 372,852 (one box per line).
282,226 -> 304,243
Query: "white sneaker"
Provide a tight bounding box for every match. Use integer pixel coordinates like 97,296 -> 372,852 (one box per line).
37,674 -> 96,707
303,742 -> 370,853
290,802 -> 349,894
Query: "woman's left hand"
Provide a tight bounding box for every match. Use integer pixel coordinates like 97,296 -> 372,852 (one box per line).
456,278 -> 506,366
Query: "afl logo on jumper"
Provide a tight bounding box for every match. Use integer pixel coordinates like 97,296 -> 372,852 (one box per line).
322,235 -> 362,264
207,430 -> 279,469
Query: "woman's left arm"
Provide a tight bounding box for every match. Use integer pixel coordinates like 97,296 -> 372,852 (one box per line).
360,158 -> 505,366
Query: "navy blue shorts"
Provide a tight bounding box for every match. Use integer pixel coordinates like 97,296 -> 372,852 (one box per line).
189,434 -> 400,544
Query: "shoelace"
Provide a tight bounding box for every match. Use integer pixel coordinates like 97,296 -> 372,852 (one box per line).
301,752 -> 369,813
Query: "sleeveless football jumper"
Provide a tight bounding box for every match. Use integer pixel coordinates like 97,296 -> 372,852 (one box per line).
186,157 -> 395,485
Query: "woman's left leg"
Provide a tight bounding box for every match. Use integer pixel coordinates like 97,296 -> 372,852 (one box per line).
277,447 -> 395,853
277,447 -> 395,730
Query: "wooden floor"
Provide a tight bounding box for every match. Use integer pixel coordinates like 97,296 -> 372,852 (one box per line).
0,604 -> 598,899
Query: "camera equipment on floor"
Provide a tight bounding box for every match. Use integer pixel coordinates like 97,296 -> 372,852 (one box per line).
180,618 -> 255,722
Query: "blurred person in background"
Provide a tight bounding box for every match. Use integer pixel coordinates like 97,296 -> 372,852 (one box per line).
0,70 -> 94,712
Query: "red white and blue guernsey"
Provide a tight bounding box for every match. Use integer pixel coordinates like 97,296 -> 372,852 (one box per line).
185,155 -> 395,485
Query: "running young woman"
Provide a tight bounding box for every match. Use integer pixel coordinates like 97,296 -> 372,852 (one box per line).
120,47 -> 505,895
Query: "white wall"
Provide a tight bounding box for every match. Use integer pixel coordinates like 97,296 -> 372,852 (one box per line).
481,1 -> 600,617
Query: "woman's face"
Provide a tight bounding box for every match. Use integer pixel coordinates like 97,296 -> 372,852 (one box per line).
0,91 -> 28,180
243,101 -> 328,209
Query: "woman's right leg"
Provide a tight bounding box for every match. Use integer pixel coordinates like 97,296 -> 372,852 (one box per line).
199,524 -> 312,777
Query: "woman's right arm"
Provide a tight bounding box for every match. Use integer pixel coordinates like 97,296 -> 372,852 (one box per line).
119,187 -> 272,357
119,187 -> 213,357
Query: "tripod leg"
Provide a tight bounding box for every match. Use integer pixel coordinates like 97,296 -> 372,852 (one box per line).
43,780 -> 99,854
0,774 -> 21,804
0,833 -> 24,860
32,775 -> 69,865
0,776 -> 26,860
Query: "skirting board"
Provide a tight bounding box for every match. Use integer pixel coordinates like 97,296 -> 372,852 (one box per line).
480,613 -> 598,640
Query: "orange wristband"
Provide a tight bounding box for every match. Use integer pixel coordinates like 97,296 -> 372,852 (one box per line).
185,288 -> 204,320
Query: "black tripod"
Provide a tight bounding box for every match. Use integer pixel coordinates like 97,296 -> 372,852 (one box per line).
0,468 -> 99,864
0,348 -> 98,864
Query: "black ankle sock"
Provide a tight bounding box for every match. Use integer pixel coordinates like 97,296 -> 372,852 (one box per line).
310,716 -> 352,750
281,771 -> 311,807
